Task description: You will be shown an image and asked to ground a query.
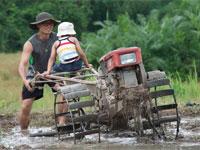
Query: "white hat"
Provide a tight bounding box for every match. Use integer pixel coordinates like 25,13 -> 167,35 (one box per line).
57,22 -> 76,36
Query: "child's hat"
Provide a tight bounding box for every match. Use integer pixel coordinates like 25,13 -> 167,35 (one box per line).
57,22 -> 76,36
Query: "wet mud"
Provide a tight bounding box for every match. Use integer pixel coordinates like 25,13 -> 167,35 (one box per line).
1,108 -> 200,150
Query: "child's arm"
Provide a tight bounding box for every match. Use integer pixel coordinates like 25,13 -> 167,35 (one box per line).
73,37 -> 91,68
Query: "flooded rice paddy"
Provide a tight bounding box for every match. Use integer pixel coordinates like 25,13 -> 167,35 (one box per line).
1,116 -> 200,149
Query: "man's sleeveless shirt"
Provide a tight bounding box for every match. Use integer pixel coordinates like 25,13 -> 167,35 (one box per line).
28,32 -> 57,73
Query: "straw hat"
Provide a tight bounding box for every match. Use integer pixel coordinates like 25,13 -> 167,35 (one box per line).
57,22 -> 76,36
29,12 -> 60,30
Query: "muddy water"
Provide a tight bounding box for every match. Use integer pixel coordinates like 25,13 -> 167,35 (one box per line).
1,117 -> 200,149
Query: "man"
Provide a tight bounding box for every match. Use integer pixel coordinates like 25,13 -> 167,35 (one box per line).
18,12 -> 64,130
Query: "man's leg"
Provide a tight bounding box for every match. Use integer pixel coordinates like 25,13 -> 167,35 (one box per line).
19,98 -> 33,130
51,83 -> 68,125
57,95 -> 68,125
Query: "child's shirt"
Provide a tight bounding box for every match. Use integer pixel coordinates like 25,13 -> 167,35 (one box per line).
56,36 -> 79,64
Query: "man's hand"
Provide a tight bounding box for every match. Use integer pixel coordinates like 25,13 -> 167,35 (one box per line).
24,79 -> 33,92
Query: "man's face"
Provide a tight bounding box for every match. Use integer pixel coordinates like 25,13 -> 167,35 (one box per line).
37,20 -> 54,34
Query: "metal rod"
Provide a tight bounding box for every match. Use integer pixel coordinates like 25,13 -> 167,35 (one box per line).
46,74 -> 97,85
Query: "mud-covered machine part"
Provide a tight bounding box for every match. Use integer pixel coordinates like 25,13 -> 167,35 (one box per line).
96,47 -> 180,139
52,70 -> 100,144
29,47 -> 180,142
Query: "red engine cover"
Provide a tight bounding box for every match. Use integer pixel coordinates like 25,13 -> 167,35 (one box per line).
100,47 -> 142,72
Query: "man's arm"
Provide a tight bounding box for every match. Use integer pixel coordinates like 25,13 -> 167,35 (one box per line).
18,41 -> 33,91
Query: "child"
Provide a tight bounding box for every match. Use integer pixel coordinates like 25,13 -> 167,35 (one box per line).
43,22 -> 91,75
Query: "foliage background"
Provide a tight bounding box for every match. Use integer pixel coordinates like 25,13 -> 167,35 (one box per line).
0,0 -> 200,77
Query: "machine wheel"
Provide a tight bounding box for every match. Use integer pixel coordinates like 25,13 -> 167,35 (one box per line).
54,83 -> 100,143
145,77 -> 180,139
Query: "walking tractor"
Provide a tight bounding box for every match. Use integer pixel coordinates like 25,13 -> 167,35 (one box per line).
30,47 -> 180,143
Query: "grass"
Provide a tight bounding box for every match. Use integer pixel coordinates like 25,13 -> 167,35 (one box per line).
169,62 -> 200,105
0,53 -> 200,115
0,52 -> 55,114
171,78 -> 200,105
0,52 -> 21,114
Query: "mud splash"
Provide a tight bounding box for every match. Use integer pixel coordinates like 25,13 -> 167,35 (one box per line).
1,116 -> 200,149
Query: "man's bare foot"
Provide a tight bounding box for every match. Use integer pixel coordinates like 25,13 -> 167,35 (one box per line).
20,129 -> 29,135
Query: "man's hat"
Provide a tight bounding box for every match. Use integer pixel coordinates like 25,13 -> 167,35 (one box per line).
29,12 -> 60,30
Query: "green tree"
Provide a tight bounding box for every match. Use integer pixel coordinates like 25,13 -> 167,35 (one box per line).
82,0 -> 200,77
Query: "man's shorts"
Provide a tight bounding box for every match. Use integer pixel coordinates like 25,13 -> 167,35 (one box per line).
22,82 -> 56,101
22,65 -> 57,101
22,59 -> 82,101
